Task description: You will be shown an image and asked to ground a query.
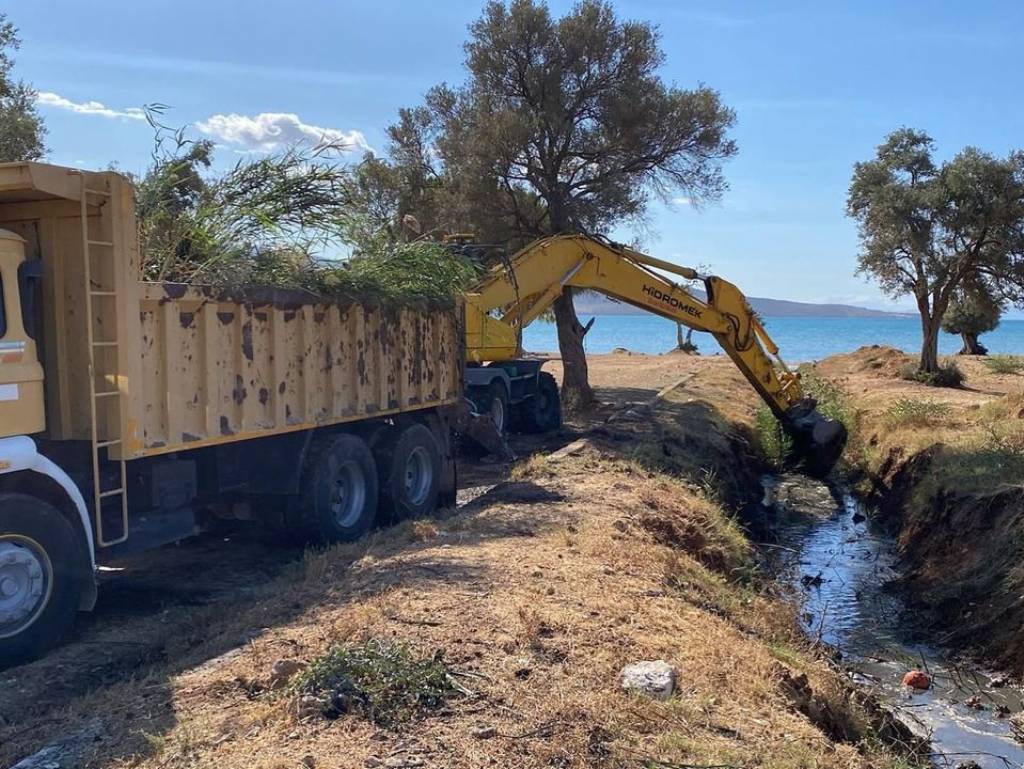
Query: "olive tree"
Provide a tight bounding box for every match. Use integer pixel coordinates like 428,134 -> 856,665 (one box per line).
379,0 -> 736,409
848,129 -> 1024,374
941,284 -> 1002,355
0,13 -> 45,162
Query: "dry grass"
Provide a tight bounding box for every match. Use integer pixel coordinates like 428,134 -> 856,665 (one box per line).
1,354 -> 911,769
984,354 -> 1024,375
509,453 -> 556,481
815,346 -> 1024,492
883,398 -> 950,428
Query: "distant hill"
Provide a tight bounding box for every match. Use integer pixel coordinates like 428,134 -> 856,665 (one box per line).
573,291 -> 909,318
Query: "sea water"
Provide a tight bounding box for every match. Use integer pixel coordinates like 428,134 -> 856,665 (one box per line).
522,315 -> 1024,363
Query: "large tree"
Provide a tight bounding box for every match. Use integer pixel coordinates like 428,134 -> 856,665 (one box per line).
0,13 -> 45,162
377,0 -> 736,409
848,129 -> 1024,374
941,282 -> 1002,355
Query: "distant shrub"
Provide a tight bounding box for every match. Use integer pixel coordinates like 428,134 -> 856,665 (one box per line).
899,361 -> 965,388
984,355 -> 1024,375
983,423 -> 1024,456
884,398 -> 950,428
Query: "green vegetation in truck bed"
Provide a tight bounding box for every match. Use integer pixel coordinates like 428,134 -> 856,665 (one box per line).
135,113 -> 479,303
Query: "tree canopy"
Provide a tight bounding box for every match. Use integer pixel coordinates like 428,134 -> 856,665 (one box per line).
0,13 -> 45,162
848,128 -> 1024,374
362,0 -> 737,408
941,283 -> 1002,355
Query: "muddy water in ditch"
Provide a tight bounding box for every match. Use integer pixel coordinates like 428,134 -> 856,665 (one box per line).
764,475 -> 1024,768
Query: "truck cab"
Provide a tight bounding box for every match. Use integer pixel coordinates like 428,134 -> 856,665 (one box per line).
1,224 -> 95,667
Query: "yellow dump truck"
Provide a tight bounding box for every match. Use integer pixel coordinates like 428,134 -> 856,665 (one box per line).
0,162 -> 465,664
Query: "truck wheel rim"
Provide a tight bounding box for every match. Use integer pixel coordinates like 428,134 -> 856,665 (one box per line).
489,397 -> 505,432
404,446 -> 433,507
330,459 -> 367,528
0,537 -> 52,639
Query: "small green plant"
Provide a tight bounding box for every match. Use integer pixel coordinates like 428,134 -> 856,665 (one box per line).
984,355 -> 1024,375
884,398 -> 950,428
755,406 -> 791,467
797,367 -> 851,429
767,642 -> 805,669
899,360 -> 965,388
291,639 -> 455,727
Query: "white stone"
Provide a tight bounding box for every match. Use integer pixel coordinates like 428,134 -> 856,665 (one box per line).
620,660 -> 676,700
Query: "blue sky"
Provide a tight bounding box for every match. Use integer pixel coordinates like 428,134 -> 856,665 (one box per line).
10,1 -> 1024,310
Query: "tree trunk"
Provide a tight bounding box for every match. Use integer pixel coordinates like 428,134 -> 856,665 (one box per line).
545,194 -> 595,411
552,290 -> 595,411
958,332 -> 988,356
676,326 -> 696,353
919,313 -> 940,373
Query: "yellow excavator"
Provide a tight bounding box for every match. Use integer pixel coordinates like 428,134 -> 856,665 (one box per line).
458,234 -> 846,477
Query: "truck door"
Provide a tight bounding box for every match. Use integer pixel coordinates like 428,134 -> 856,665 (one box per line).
0,229 -> 45,438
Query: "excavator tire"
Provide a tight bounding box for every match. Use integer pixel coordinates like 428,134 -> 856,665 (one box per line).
519,372 -> 562,434
479,381 -> 509,435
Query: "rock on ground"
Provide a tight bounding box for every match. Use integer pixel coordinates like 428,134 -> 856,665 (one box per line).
620,660 -> 676,700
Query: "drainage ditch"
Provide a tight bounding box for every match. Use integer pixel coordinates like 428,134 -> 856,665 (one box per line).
764,474 -> 1024,768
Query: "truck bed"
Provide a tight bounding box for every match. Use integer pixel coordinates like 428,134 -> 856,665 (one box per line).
134,284 -> 462,456
0,162 -> 464,460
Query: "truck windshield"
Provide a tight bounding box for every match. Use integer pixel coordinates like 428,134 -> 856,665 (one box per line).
17,259 -> 41,340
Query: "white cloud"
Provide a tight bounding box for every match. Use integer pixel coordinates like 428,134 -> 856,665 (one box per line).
36,91 -> 146,121
196,112 -> 372,154
672,196 -> 692,206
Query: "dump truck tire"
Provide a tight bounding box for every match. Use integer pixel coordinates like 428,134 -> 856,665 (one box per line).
301,434 -> 379,543
520,372 -> 561,433
380,423 -> 441,521
0,493 -> 85,668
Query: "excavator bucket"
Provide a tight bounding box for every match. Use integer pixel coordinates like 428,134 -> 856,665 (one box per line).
782,400 -> 847,479
455,398 -> 515,461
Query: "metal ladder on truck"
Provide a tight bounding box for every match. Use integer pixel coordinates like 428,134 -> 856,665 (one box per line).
76,170 -> 129,547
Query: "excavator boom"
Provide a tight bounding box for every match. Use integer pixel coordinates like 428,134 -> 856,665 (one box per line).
465,235 -> 846,476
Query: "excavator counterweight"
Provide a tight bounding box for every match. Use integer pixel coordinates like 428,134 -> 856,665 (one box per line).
461,234 -> 847,477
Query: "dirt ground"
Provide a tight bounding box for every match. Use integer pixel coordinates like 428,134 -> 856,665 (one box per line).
815,346 -> 1024,675
2,353 -> 910,769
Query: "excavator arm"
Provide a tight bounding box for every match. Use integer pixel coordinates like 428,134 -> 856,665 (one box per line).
465,234 -> 846,476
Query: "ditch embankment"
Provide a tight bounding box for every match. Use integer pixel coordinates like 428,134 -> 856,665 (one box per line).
816,346 -> 1024,678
